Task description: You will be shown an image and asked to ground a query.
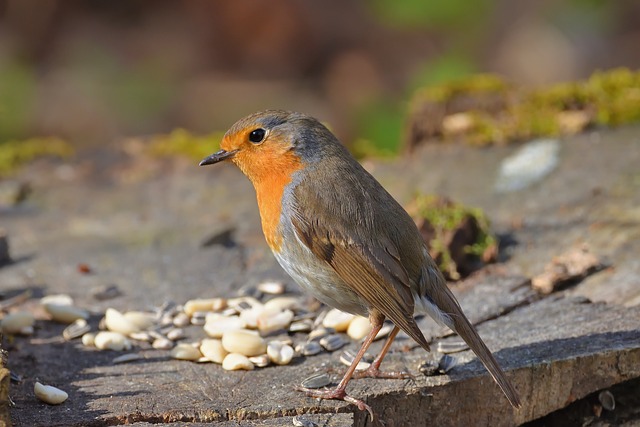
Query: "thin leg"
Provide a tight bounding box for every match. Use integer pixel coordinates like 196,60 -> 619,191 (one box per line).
352,326 -> 413,379
295,313 -> 384,420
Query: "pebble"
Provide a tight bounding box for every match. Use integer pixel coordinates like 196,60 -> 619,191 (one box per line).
301,372 -> 331,389
257,309 -> 294,334
221,329 -> 266,356
346,316 -> 372,341
203,314 -> 246,338
257,281 -> 286,295
322,309 -> 354,332
94,331 -> 132,351
170,343 -> 202,361
62,319 -> 90,341
199,339 -> 228,364
183,298 -> 227,316
267,342 -> 295,365
44,304 -> 89,324
34,382 -> 68,405
1,311 -> 35,334
222,353 -> 254,371
319,334 -> 346,352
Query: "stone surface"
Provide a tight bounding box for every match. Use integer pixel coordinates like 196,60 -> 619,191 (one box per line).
1,126 -> 640,426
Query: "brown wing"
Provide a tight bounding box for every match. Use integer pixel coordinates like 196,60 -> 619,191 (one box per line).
290,210 -> 430,351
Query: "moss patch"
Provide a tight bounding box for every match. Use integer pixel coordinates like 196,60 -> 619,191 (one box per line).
145,128 -> 223,161
0,138 -> 74,177
406,68 -> 640,149
407,194 -> 497,280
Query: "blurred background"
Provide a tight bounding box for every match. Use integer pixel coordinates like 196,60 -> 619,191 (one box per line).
1,0 -> 639,151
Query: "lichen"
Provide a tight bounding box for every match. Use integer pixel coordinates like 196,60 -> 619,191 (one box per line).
0,137 -> 74,177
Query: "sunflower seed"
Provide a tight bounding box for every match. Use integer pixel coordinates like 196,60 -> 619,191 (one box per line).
0,312 -> 35,335
267,342 -> 295,365
599,390 -> 615,411
170,343 -> 202,360
301,372 -> 331,389
166,328 -> 185,341
322,309 -> 354,332
152,337 -> 174,350
419,360 -> 439,376
346,316 -> 371,341
94,331 -> 132,351
34,382 -> 68,405
172,312 -> 190,327
221,329 -> 266,356
63,319 -> 90,341
257,281 -> 286,295
222,353 -> 254,371
320,334 -> 346,352
112,353 -> 142,364
339,350 -> 370,371
298,341 -> 323,356
44,304 -> 89,324
199,339 -> 227,364
289,319 -> 313,333
292,416 -> 318,427
437,354 -> 458,374
436,340 -> 469,354
248,354 -> 270,368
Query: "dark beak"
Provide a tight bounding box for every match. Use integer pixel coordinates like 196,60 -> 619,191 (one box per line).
199,149 -> 238,166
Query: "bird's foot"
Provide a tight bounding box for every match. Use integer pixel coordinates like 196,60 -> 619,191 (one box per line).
351,365 -> 414,380
295,385 -> 375,421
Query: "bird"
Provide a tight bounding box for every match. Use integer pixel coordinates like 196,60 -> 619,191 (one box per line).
199,110 -> 521,418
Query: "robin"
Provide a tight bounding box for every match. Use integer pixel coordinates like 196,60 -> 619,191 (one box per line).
200,110 -> 521,417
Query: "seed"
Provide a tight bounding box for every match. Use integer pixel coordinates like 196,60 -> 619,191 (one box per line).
322,309 -> 354,332
436,340 -> 469,354
82,332 -> 96,347
339,350 -> 370,371
160,313 -> 174,327
129,332 -> 153,342
289,319 -> 313,333
34,382 -> 68,405
257,309 -> 294,334
257,281 -> 286,295
437,354 -> 458,374
190,311 -> 207,325
44,304 -> 89,324
599,390 -> 615,411
222,353 -> 254,371
123,311 -> 155,331
104,308 -> 140,335
227,297 -> 263,311
152,338 -> 174,350
166,328 -> 185,341
92,284 -> 121,301
292,415 -> 318,427
319,334 -> 346,352
94,331 -> 132,351
170,343 -> 203,361
40,294 -> 73,306
172,312 -> 190,327
184,298 -> 227,316
239,307 -> 264,329
221,308 -> 238,317
221,329 -> 266,356
112,353 -> 142,364
419,360 -> 439,376
1,311 -> 35,334
308,327 -> 332,341
301,372 -> 331,389
374,324 -> 394,341
200,339 -> 228,364
347,316 -> 371,341
204,314 -> 246,338
19,326 -> 34,335
248,354 -> 270,368
267,342 -> 295,365
263,297 -> 301,312
63,319 -> 90,341
298,341 -> 323,356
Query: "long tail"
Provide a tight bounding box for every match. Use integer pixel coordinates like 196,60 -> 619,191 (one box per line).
418,273 -> 522,408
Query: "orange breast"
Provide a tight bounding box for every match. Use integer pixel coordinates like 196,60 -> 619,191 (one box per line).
243,149 -> 303,252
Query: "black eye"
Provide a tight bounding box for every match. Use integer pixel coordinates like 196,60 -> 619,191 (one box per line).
249,128 -> 266,144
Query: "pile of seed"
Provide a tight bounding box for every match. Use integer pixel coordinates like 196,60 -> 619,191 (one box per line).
1,281 -> 466,405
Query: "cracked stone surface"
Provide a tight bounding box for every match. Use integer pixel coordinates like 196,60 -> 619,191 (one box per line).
1,125 -> 640,426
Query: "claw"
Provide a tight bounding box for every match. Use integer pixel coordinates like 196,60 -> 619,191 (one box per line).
295,385 -> 376,421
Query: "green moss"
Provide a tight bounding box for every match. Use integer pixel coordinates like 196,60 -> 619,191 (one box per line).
146,128 -> 223,161
0,138 -> 74,177
408,67 -> 640,148
411,194 -> 497,279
